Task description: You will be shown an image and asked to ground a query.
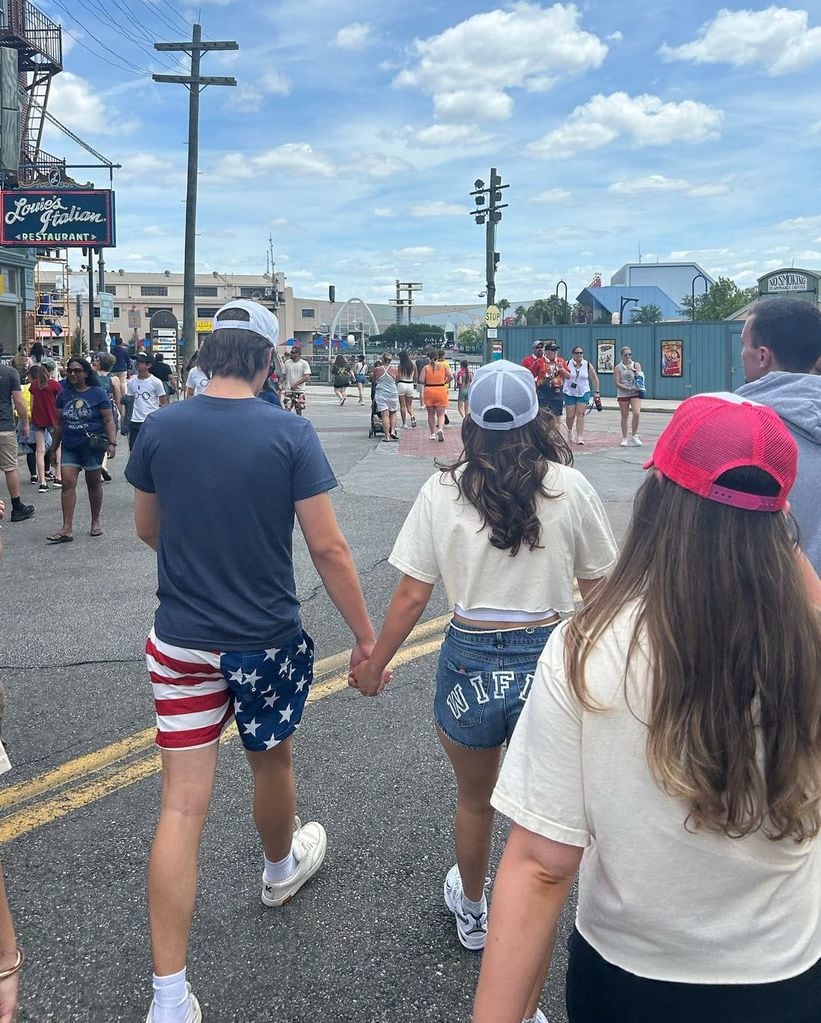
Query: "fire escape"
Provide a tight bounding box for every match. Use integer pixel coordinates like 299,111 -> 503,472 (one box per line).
0,0 -> 63,181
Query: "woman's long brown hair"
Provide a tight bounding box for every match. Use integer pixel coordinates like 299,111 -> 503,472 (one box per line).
564,471 -> 821,843
439,411 -> 572,555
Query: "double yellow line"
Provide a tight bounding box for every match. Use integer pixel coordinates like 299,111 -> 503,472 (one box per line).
0,616 -> 447,846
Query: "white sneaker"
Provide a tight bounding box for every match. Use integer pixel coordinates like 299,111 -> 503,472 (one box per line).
631,434 -> 643,446
429,433 -> 437,440
620,437 -> 629,446
443,864 -> 488,951
261,821 -> 327,907
436,428 -> 445,442
146,985 -> 201,1023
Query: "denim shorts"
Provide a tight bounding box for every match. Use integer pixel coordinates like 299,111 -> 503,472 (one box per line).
434,620 -> 557,749
60,440 -> 105,471
563,391 -> 591,406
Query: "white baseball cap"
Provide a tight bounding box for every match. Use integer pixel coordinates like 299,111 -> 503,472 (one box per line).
468,360 -> 540,431
212,299 -> 280,347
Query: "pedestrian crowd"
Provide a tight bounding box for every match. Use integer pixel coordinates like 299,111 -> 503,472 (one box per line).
0,297 -> 819,1023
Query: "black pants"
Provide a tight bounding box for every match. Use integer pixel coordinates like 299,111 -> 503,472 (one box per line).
566,928 -> 820,1023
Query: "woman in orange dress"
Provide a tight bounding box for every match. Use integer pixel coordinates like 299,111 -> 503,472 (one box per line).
420,350 -> 452,441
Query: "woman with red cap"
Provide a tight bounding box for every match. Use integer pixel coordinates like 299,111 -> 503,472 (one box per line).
474,393 -> 821,1023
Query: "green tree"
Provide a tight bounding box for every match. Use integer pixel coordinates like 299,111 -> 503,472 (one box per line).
371,322 -> 444,349
514,305 -> 528,324
526,296 -> 570,325
497,298 -> 510,322
680,277 -> 758,320
632,303 -> 663,324
71,326 -> 86,355
456,326 -> 482,353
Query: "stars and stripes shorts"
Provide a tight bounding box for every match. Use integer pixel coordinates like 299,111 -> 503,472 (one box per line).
145,628 -> 315,752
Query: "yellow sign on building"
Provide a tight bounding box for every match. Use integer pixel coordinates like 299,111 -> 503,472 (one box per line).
195,319 -> 213,334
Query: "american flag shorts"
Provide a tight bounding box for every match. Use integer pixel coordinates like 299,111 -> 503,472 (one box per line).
146,628 -> 315,751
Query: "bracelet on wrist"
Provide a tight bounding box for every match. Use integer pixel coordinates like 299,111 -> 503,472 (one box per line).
0,948 -> 24,980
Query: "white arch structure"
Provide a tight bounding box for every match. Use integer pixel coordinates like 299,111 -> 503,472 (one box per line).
330,297 -> 380,358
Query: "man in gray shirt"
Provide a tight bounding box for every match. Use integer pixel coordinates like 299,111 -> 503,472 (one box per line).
736,297 -> 821,572
0,365 -> 34,522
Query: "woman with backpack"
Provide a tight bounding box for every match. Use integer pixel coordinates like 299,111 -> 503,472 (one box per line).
332,354 -> 352,405
474,394 -> 821,1023
563,346 -> 600,445
351,362 -> 617,1023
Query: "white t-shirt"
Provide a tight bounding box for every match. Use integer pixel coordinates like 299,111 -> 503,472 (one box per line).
127,374 -> 166,424
493,608 -> 820,984
388,464 -> 617,614
186,366 -> 208,396
283,359 -> 311,391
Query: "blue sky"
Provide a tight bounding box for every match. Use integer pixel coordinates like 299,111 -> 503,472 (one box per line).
39,1 -> 821,307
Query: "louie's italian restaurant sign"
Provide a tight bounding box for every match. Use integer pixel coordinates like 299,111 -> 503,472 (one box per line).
0,189 -> 115,247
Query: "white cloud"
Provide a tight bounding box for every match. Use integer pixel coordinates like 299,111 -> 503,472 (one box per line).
408,201 -> 467,217
116,153 -> 184,184
358,152 -> 414,179
395,246 -> 436,256
529,92 -> 723,157
414,123 -> 494,148
251,143 -> 336,177
226,71 -> 291,111
608,173 -> 730,197
47,71 -> 138,136
660,7 -> 821,75
531,188 -> 571,204
394,2 -> 607,124
334,22 -> 375,50
433,89 -> 513,122
372,207 -> 396,217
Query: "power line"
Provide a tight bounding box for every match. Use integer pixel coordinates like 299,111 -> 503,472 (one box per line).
49,0 -> 150,76
134,0 -> 193,37
73,0 -> 190,76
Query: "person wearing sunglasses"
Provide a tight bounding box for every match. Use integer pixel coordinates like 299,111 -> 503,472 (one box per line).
563,348 -> 600,445
47,357 -> 117,543
614,346 -> 643,446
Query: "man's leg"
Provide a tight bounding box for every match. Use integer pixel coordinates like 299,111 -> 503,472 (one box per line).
128,421 -> 142,452
245,739 -> 296,863
148,744 -> 219,976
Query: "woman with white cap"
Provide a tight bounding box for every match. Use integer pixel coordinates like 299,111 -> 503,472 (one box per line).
473,393 -> 821,1023
351,360 -> 617,1023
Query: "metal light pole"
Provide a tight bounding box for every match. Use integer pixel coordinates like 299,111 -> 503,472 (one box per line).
554,279 -> 567,324
620,296 -> 639,324
691,273 -> 708,321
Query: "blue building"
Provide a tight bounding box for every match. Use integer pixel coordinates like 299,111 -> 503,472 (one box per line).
575,284 -> 683,323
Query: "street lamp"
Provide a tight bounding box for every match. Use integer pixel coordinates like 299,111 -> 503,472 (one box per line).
691,273 -> 708,322
620,296 -> 639,324
212,270 -> 236,296
554,279 -> 568,324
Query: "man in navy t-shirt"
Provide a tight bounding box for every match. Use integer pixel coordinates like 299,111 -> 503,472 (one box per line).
126,300 -> 383,1023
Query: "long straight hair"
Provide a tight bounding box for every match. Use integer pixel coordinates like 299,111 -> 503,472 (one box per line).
439,411 -> 572,555
564,472 -> 821,842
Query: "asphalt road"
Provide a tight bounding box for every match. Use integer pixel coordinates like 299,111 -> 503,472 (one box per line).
0,388 -> 669,1023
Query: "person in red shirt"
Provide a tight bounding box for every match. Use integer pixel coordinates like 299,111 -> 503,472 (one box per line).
521,341 -> 547,384
29,365 -> 61,492
538,342 -> 570,417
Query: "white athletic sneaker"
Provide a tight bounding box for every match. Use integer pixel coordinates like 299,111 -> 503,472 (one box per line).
436,428 -> 445,442
261,820 -> 327,907
146,985 -> 201,1023
620,437 -> 629,446
443,864 -> 488,951
429,433 -> 437,440
631,434 -> 643,446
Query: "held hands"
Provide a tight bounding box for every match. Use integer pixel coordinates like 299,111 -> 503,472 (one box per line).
348,657 -> 393,697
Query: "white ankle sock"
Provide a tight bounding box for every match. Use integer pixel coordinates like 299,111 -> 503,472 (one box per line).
460,892 -> 486,916
264,847 -> 296,883
152,968 -> 189,1023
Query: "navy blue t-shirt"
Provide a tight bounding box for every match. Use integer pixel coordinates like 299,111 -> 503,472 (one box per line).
57,385 -> 111,449
125,396 -> 337,651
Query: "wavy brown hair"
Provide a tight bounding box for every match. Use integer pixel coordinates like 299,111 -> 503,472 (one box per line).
564,469 -> 821,843
439,410 -> 572,555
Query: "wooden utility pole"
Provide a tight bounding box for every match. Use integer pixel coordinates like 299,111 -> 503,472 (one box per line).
153,25 -> 238,366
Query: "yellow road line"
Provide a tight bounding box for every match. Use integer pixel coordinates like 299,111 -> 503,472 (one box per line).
0,615 -> 448,815
0,627 -> 445,845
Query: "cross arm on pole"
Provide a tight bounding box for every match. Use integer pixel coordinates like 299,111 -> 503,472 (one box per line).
152,75 -> 237,86
155,41 -> 239,52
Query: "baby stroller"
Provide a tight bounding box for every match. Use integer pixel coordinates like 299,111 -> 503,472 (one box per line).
367,377 -> 385,438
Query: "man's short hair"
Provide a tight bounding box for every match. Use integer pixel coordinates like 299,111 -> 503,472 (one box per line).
748,297 -> 821,373
198,306 -> 272,382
